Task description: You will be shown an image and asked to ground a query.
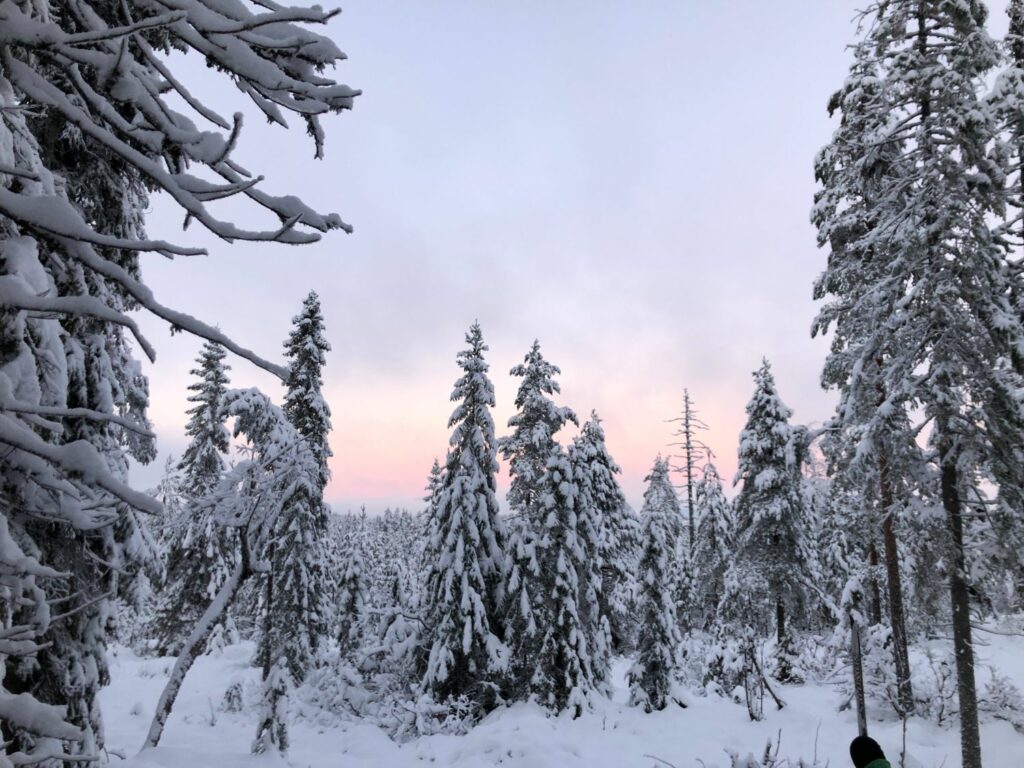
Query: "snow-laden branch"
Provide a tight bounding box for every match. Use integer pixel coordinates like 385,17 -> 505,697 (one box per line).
0,692 -> 83,741
4,57 -> 336,246
0,415 -> 162,516
0,187 -> 204,257
0,277 -> 156,362
0,3 -> 184,47
0,400 -> 155,438
52,235 -> 289,379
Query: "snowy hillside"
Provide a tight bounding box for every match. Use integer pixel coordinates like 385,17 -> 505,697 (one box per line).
104,635 -> 1024,768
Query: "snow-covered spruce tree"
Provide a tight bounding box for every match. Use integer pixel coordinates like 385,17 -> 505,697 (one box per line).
0,518 -> 91,765
519,444 -> 600,715
502,512 -> 543,703
731,361 -> 810,672
571,413 -> 639,661
252,656 -> 292,756
640,455 -> 686,611
180,342 -> 232,493
420,323 -> 507,713
987,0 -> 1024,612
145,389 -> 318,748
283,291 -> 333,490
259,292 -> 333,682
150,341 -> 237,655
809,460 -> 873,628
628,457 -> 684,712
816,5 -> 1024,764
690,462 -> 733,630
150,455 -> 186,546
372,564 -> 421,691
335,530 -> 368,661
811,25 -> 927,713
995,0 -> 1024,326
496,340 -> 579,684
499,340 -> 577,522
423,458 -> 445,523
1,1 -> 356,760
1,36 -> 157,758
641,456 -> 683,549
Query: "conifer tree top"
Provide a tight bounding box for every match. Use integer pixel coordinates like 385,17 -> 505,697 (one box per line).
500,339 -> 577,517
735,360 -> 795,492
283,290 -> 332,490
447,322 -> 499,477
640,456 -> 680,521
179,340 -> 231,496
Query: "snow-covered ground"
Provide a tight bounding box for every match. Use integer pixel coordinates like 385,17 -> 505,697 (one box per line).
105,636 -> 1024,768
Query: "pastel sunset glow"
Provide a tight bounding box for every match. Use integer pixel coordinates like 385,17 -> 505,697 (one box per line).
132,1 -> 905,510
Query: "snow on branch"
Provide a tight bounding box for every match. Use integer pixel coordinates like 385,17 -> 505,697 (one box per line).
0,415 -> 163,516
52,235 -> 289,379
0,277 -> 156,361
0,186 -> 205,257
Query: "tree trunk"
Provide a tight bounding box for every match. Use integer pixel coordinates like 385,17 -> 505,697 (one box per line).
867,542 -> 882,626
261,541 -> 276,680
143,558 -> 251,749
685,405 -> 695,552
879,450 -> 914,714
776,598 -> 785,645
850,608 -> 868,737
941,452 -> 982,768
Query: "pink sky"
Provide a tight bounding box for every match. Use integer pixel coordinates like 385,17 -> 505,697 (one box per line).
132,0 -> 969,511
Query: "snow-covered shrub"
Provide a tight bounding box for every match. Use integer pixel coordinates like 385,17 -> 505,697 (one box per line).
405,693 -> 478,738
913,648 -> 959,727
702,631 -> 745,696
298,652 -> 377,725
206,616 -> 240,655
980,667 -> 1024,733
253,658 -> 292,755
794,633 -> 840,684
771,630 -> 805,684
221,680 -> 245,714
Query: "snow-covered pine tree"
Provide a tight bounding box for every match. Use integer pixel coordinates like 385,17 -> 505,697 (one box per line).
0,519 -> 89,764
151,455 -> 186,547
1,15 -> 159,753
986,0 -> 1024,615
520,445 -> 597,716
811,25 -> 926,713
572,413 -> 640,655
640,454 -> 692,641
283,291 -> 333,491
502,512 -> 543,702
816,5 -> 1024,763
499,340 -> 577,522
149,342 -> 237,656
571,413 -> 638,672
690,462 -> 733,629
373,563 -> 421,691
146,389 -> 318,748
336,530 -> 368,661
641,456 -> 682,550
259,292 -> 333,682
1,1 -> 356,758
420,323 -> 507,712
730,361 -> 809,666
628,457 -> 684,712
423,458 -> 445,523
180,342 -> 232,492
995,0 -> 1024,328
